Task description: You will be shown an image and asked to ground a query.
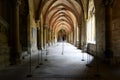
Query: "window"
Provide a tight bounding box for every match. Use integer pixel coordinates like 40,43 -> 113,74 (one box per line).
87,13 -> 96,44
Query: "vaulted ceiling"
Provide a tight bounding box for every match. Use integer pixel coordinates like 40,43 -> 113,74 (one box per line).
33,0 -> 89,33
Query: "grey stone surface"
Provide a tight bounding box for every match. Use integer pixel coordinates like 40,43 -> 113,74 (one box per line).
0,42 -> 120,80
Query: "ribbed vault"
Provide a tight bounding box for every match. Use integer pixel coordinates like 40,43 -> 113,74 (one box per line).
41,0 -> 82,33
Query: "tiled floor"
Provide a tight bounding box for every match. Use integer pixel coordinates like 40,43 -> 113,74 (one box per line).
0,42 -> 120,80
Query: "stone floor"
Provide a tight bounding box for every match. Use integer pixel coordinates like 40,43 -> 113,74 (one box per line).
0,42 -> 120,80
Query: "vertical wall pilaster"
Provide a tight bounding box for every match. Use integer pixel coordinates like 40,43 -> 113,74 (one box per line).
105,0 -> 113,51
78,24 -> 82,49
10,0 -> 21,64
43,25 -> 46,49
41,24 -> 44,49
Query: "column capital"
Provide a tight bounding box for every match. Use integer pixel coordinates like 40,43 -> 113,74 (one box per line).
37,27 -> 40,30
35,20 -> 40,23
43,24 -> 49,29
36,20 -> 40,28
48,28 -> 52,32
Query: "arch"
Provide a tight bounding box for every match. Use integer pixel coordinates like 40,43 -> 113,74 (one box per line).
52,20 -> 72,32
40,0 -> 82,33
44,3 -> 80,25
48,11 -> 75,27
50,14 -> 75,30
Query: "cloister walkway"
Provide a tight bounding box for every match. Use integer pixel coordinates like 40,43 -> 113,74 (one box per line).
0,42 -> 120,80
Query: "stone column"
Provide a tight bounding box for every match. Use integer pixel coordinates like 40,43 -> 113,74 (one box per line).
27,13 -> 31,51
36,20 -> 41,50
47,29 -> 50,46
70,32 -> 74,44
51,31 -> 54,45
68,34 -> 70,43
50,31 -> 53,45
43,25 -> 47,49
49,29 -> 52,46
73,30 -> 75,45
104,0 -> 113,52
78,24 -> 82,49
73,28 -> 77,46
50,30 -> 52,45
53,31 -> 56,44
76,27 -> 78,47
41,24 -> 43,49
69,33 -> 71,43
53,31 -> 55,45
69,34 -> 71,43
70,33 -> 72,43
10,0 -> 21,64
46,27 -> 49,47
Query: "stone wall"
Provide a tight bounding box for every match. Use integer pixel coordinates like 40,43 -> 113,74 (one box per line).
89,0 -> 105,57
0,0 -> 8,21
19,0 -> 29,51
28,0 -> 38,52
112,19 -> 120,57
0,16 -> 10,70
112,0 -> 120,58
88,0 -> 120,59
87,43 -> 96,55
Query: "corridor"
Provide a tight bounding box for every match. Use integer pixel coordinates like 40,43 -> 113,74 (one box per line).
1,0 -> 120,80
0,42 -> 120,80
32,42 -> 93,78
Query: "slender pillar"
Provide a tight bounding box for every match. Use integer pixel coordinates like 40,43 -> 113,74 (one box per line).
73,29 -> 75,45
53,32 -> 56,44
76,27 -> 78,47
43,27 -> 46,48
78,24 -> 82,49
70,33 -> 72,43
10,0 -> 21,64
50,30 -> 52,45
51,31 -> 54,45
75,27 -> 78,47
46,27 -> 49,46
72,32 -> 74,44
36,20 -> 41,50
27,13 -> 31,52
70,32 -> 72,44
40,25 -> 43,49
47,29 -> 50,46
51,30 -> 53,45
70,33 -> 71,43
43,26 -> 46,49
48,29 -> 51,46
68,34 -> 70,43
104,0 -> 113,54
